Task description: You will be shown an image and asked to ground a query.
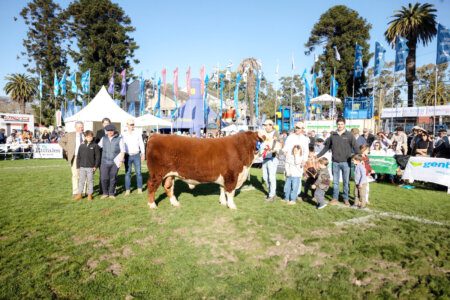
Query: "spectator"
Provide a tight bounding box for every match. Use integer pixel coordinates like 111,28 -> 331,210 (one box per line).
360,144 -> 375,203
433,129 -> 450,158
41,130 -> 50,143
95,118 -> 111,143
311,157 -> 331,210
314,138 -> 325,154
317,117 -> 359,206
370,141 -> 386,155
260,119 -> 280,202
22,137 -> 33,159
122,119 -> 145,195
283,145 -> 303,205
351,128 -> 361,148
0,128 -> 6,144
371,131 -> 391,150
303,145 -> 319,198
408,126 -> 422,155
352,154 -> 368,209
414,131 -> 433,157
390,127 -> 408,155
356,128 -> 375,147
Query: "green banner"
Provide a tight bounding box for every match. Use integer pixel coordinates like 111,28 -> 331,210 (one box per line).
368,155 -> 398,175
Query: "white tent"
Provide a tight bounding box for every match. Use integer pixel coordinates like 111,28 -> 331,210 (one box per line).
310,93 -> 342,104
135,113 -> 172,129
221,124 -> 248,133
64,86 -> 134,133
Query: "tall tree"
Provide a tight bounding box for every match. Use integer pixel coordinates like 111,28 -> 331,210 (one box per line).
278,75 -> 304,111
237,58 -> 261,124
4,74 -> 37,114
415,63 -> 448,106
20,0 -> 68,125
384,3 -> 437,107
65,0 -> 139,100
305,5 -> 372,100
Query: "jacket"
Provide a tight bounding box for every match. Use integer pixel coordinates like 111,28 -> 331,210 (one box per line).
317,130 -> 359,163
76,141 -> 101,169
59,132 -> 82,164
314,167 -> 330,191
354,163 -> 367,185
284,154 -> 303,177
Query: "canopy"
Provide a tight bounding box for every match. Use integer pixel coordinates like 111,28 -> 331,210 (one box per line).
65,86 -> 134,123
221,124 -> 248,133
310,93 -> 342,104
135,113 -> 172,127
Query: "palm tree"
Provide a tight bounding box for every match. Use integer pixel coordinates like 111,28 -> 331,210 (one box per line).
385,3 -> 437,107
237,58 -> 261,124
4,73 -> 37,113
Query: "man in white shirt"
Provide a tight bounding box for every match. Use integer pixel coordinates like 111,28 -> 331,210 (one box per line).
260,119 -> 280,202
282,122 -> 310,200
122,119 -> 145,195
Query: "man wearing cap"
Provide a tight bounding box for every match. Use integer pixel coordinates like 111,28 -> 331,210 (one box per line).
98,124 -> 125,199
260,119 -> 280,201
122,119 -> 145,195
390,127 -> 408,155
59,121 -> 85,198
282,122 -> 310,201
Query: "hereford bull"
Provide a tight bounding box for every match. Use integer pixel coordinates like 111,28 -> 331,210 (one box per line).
145,131 -> 265,209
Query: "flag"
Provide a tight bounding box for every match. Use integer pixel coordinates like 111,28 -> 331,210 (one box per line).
275,62 -> 279,77
154,78 -> 161,117
291,53 -> 295,71
255,71 -> 262,118
200,65 -> 205,95
161,67 -> 167,98
59,71 -> 67,96
436,23 -> 450,65
39,72 -> 43,99
394,37 -> 409,72
66,100 -> 75,117
128,101 -> 135,117
81,70 -> 90,94
173,67 -> 179,109
302,71 -> 311,119
330,75 -> 339,97
107,71 -> 115,94
354,44 -> 364,78
203,74 -> 209,123
186,66 -> 191,95
53,72 -> 59,97
312,73 -> 318,98
219,73 -> 225,118
334,46 -> 341,61
120,69 -> 127,96
234,73 -> 241,118
70,72 -> 77,94
314,54 -> 319,63
139,73 -> 145,116
374,41 -> 386,76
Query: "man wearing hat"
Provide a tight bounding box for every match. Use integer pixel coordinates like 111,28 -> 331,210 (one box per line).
260,119 -> 280,201
59,121 -> 85,198
98,124 -> 125,199
122,119 -> 145,195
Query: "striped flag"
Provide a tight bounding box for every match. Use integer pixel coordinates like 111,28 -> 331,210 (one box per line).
200,65 -> 205,95
186,66 -> 191,95
107,71 -> 115,95
120,69 -> 127,96
161,68 -> 167,98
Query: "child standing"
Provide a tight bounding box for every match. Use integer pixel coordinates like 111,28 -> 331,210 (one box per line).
352,154 -> 368,208
311,157 -> 331,209
303,145 -> 319,198
75,130 -> 101,201
283,145 -> 303,205
360,144 -> 375,204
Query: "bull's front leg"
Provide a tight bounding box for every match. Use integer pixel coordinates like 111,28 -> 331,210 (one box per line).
147,174 -> 162,209
219,186 -> 227,206
226,190 -> 237,210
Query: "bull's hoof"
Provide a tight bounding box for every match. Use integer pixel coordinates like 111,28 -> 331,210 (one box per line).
148,202 -> 157,209
228,204 -> 237,210
219,199 -> 227,206
169,196 -> 180,207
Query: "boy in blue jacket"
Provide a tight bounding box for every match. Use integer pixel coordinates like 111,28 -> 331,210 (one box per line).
352,154 -> 367,209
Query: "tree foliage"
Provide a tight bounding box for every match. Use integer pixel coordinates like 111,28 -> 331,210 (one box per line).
20,0 -> 68,125
65,0 -> 139,100
385,3 -> 437,107
4,73 -> 37,114
415,63 -> 449,106
305,5 -> 372,100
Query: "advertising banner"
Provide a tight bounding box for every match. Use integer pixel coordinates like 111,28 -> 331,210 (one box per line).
402,157 -> 450,193
33,144 -> 63,159
368,155 -> 398,175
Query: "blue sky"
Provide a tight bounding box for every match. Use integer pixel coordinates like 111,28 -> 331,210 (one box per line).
0,0 -> 449,97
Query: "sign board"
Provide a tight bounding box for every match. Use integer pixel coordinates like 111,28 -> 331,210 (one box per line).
368,155 -> 398,175
381,105 -> 450,118
402,157 -> 450,193
33,143 -> 63,159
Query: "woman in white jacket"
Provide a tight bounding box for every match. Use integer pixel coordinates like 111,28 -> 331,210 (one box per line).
283,145 -> 303,205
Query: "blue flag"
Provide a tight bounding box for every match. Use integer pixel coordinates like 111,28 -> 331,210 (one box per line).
234,73 -> 241,118
330,76 -> 339,97
66,100 -> 75,117
53,72 -> 59,97
138,73 -> 145,116
255,71 -> 261,118
39,72 -> 43,99
311,73 -> 318,98
354,44 -> 364,78
395,37 -> 409,72
302,70 -> 311,119
154,78 -> 161,117
219,73 -> 225,120
81,70 -> 90,94
374,41 -> 386,76
436,23 -> 450,65
107,72 -> 115,95
203,74 -> 209,123
70,73 -> 77,94
59,71 -> 67,96
128,101 -> 135,117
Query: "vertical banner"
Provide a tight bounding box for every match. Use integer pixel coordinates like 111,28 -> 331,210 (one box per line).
354,44 -> 364,78
186,66 -> 191,95
39,72 -> 43,99
395,37 -> 409,72
203,74 -> 209,125
173,67 -> 179,110
53,72 -> 59,97
219,73 -> 225,121
374,41 -> 386,76
128,101 -> 135,117
436,23 -> 450,65
161,67 -> 167,99
107,71 -> 115,94
120,69 -> 127,96
70,72 -> 77,94
59,71 -> 67,96
200,65 -> 205,95
138,73 -> 145,116
154,78 -> 161,117
81,70 -> 90,94
234,73 -> 241,118
255,71 -> 262,119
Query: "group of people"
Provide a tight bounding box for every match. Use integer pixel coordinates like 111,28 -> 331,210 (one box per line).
259,117 -> 450,209
58,118 -> 145,201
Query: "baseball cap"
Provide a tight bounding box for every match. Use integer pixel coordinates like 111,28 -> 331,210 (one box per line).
126,119 -> 135,125
263,119 -> 274,126
105,124 -> 116,131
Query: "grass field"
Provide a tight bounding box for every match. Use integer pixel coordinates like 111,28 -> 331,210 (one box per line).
1,159 -> 449,299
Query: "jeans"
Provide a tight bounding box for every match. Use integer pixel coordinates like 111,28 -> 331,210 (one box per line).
100,163 -> 119,196
284,176 -> 300,201
125,153 -> 142,190
332,161 -> 350,201
262,157 -> 278,198
79,167 -> 94,195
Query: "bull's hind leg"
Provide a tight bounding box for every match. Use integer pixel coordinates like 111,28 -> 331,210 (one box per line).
147,174 -> 163,209
225,189 -> 237,210
219,187 -> 227,206
163,176 -> 180,207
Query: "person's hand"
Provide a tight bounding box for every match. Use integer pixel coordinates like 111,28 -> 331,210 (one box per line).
311,184 -> 316,189
141,154 -> 145,161
92,167 -> 96,172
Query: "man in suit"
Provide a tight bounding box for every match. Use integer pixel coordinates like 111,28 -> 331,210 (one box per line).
95,118 -> 111,194
59,121 -> 85,198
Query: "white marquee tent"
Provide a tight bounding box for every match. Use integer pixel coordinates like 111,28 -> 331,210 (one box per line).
310,93 -> 342,104
65,86 -> 134,133
135,113 -> 172,129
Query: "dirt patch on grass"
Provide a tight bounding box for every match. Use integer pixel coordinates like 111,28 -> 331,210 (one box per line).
334,215 -> 376,227
106,263 -> 122,276
134,235 -> 155,246
73,235 -> 112,248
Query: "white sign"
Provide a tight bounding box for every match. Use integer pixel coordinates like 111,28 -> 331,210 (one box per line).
402,157 -> 450,193
33,144 -> 63,159
381,105 -> 450,118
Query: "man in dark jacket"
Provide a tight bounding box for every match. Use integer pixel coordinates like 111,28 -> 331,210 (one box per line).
75,130 -> 100,200
317,117 -> 359,206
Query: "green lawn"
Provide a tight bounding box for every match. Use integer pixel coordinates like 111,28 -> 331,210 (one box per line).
0,159 -> 449,299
